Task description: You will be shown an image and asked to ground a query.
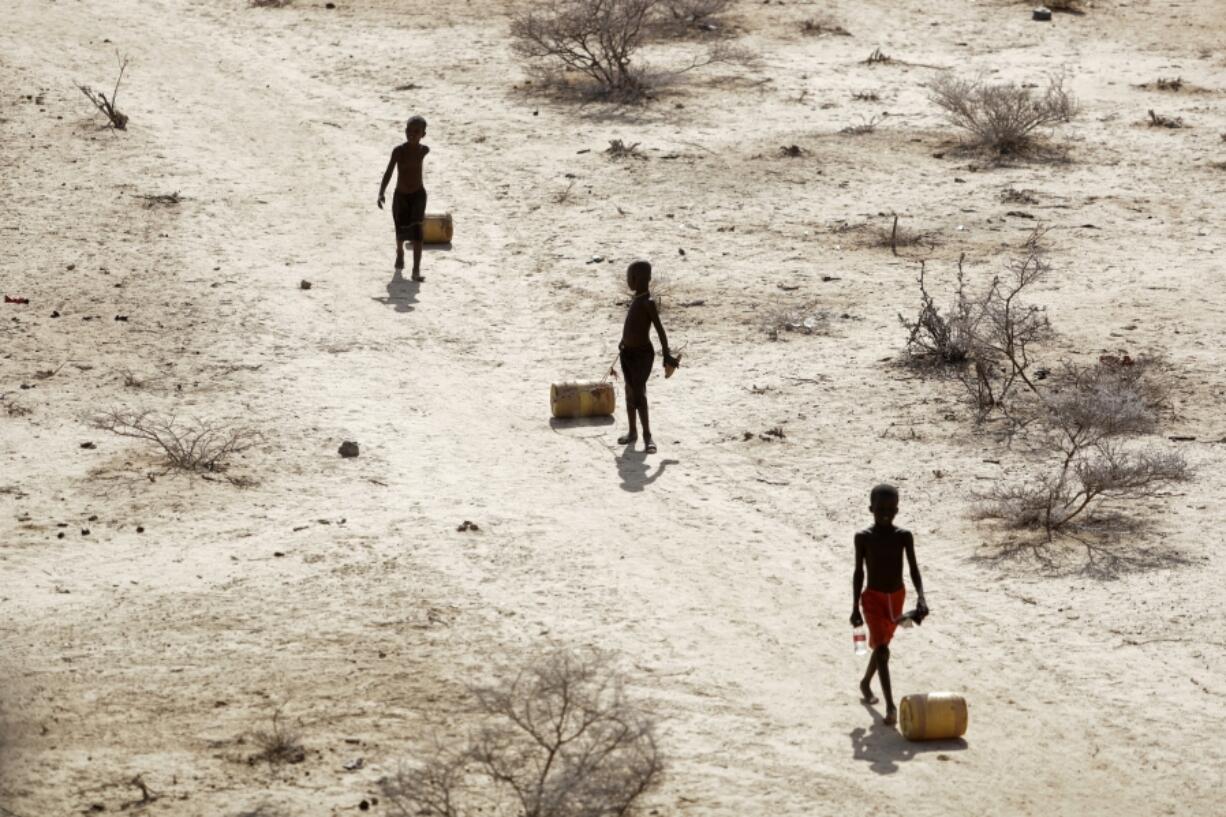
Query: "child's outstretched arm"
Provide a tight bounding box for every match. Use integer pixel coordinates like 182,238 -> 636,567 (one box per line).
903,532 -> 928,614
377,148 -> 397,209
649,300 -> 678,368
851,534 -> 866,626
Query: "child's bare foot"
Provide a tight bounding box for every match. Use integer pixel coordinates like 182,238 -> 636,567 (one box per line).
395,255 -> 404,270
617,433 -> 638,446
883,707 -> 897,726
411,270 -> 424,282
860,681 -> 878,705
644,439 -> 657,454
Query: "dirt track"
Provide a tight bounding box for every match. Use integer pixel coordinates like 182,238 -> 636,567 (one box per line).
3,1 -> 1225,814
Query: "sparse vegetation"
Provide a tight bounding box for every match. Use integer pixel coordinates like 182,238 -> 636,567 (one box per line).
605,138 -> 642,157
763,302 -> 828,340
91,409 -> 258,475
511,0 -> 658,99
511,0 -> 754,100
871,213 -> 937,255
977,357 -> 1189,537
656,0 -> 734,34
800,16 -> 850,36
840,115 -> 882,136
928,74 -> 1078,155
380,646 -> 663,817
250,704 -> 306,766
250,0 -> 292,7
1154,76 -> 1183,91
1147,109 -> 1185,128
76,53 -> 130,130
850,90 -> 880,102
1001,187 -> 1040,205
864,48 -> 891,65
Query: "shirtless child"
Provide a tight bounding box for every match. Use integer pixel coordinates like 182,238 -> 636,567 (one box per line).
617,261 -> 679,455
377,115 -> 430,281
850,484 -> 928,726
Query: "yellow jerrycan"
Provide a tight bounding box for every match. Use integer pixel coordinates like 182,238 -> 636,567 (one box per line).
422,213 -> 453,244
550,381 -> 615,419
899,692 -> 968,741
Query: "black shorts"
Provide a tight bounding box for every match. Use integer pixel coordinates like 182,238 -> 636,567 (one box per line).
620,346 -> 655,396
392,188 -> 427,242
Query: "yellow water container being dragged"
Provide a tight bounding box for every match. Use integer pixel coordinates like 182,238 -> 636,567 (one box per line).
423,213 -> 453,244
550,381 -> 615,419
899,692 -> 968,741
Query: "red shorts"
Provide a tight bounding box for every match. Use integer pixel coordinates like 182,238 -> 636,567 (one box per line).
860,587 -> 906,648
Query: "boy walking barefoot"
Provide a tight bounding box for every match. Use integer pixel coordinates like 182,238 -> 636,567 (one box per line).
377,115 -> 430,281
851,484 -> 928,726
617,260 -> 679,455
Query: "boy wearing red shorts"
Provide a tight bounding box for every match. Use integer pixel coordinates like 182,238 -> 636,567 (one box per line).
850,484 -> 928,726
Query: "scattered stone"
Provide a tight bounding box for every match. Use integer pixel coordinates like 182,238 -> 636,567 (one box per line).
80,441 -> 96,449
1033,6 -> 1052,21
114,315 -> 129,321
338,440 -> 360,458
343,757 -> 364,770
136,526 -> 145,533
300,280 -> 312,290
274,551 -> 285,557
51,310 -> 60,318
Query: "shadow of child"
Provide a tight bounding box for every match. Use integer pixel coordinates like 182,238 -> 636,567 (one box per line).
616,446 -> 678,493
371,268 -> 420,313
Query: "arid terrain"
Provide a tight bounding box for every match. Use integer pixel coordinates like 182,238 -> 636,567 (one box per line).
3,0 -> 1225,814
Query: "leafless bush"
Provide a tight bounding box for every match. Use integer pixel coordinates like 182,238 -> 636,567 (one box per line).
864,48 -> 891,65
605,138 -> 642,157
800,16 -> 850,36
511,0 -> 657,100
656,0 -> 734,34
899,237 -> 1051,420
898,260 -> 976,366
1001,187 -> 1039,205
250,704 -> 305,766
91,409 -> 258,474
840,115 -> 882,136
76,53 -> 130,130
977,357 -> 1187,536
1153,76 -> 1184,91
1147,109 -> 1185,128
928,74 -> 1078,155
381,646 -> 663,817
870,213 -> 937,255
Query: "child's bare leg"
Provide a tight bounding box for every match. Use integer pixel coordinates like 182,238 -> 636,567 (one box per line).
859,653 -> 880,704
411,239 -> 424,280
874,645 -> 897,724
639,395 -> 655,453
618,386 -> 638,445
394,237 -> 404,269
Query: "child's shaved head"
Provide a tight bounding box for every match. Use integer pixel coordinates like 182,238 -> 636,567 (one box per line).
627,260 -> 652,290
870,484 -> 899,506
407,115 -> 427,130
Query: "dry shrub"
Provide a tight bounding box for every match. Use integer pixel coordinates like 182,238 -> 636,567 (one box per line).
380,646 -> 663,817
977,358 -> 1188,536
511,0 -> 658,100
656,0 -> 734,34
76,53 -> 130,130
800,16 -> 850,36
250,704 -> 305,766
1147,109 -> 1185,128
899,234 -> 1051,420
928,74 -> 1077,155
840,115 -> 882,135
870,214 -> 937,255
92,409 -> 258,474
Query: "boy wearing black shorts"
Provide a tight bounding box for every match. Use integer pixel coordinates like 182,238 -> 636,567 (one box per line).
377,115 -> 430,281
617,261 -> 679,455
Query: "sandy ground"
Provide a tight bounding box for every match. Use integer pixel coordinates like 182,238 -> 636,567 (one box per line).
2,0 -> 1226,814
